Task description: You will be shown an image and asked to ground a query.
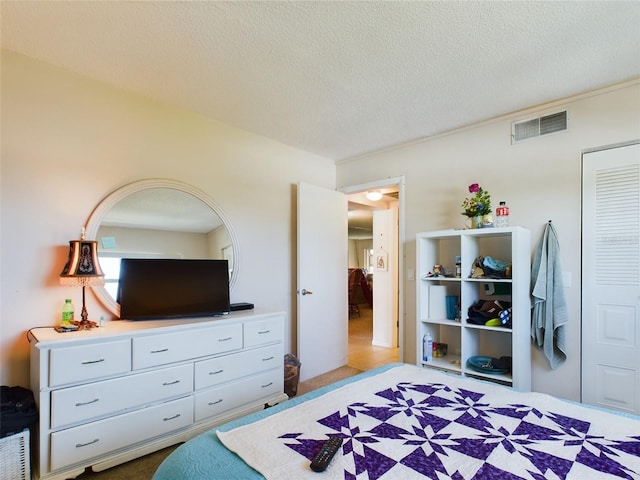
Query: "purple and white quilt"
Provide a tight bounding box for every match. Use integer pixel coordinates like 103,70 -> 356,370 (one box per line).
217,365 -> 640,479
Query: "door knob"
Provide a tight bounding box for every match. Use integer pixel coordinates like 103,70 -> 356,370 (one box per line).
299,289 -> 313,296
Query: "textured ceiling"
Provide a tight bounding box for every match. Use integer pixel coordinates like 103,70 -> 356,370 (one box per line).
2,1 -> 639,161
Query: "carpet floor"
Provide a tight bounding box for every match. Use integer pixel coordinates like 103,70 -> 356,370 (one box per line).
73,365 -> 362,480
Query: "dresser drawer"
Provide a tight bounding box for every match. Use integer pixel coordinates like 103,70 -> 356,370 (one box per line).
50,396 -> 193,471
194,369 -> 282,422
49,340 -> 131,387
244,316 -> 283,347
194,344 -> 282,390
133,323 -> 243,369
51,364 -> 193,429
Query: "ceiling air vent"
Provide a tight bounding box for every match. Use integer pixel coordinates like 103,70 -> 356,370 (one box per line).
512,110 -> 567,143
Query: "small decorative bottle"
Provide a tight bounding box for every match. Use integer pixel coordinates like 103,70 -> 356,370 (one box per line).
61,298 -> 75,325
423,333 -> 433,362
495,201 -> 510,228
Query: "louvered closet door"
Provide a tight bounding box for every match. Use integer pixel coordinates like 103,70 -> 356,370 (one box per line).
582,142 -> 640,415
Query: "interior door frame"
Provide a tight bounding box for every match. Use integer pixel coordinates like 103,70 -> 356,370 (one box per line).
339,175 -> 406,362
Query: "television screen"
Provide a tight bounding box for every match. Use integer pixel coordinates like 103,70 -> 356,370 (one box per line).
118,258 -> 230,320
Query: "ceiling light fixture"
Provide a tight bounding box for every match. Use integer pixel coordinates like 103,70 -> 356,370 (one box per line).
366,191 -> 383,201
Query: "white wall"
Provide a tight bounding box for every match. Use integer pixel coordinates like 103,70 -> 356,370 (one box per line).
348,238 -> 372,268
4,50 -> 639,401
371,208 -> 398,348
0,51 -> 336,387
337,81 -> 640,401
208,225 -> 232,261
97,226 -> 211,259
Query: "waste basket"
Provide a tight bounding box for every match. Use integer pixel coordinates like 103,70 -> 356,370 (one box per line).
0,429 -> 30,480
284,354 -> 301,397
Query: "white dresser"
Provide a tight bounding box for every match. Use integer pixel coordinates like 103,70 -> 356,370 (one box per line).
29,309 -> 287,480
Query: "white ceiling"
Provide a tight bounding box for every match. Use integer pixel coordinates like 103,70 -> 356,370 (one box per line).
2,1 -> 639,161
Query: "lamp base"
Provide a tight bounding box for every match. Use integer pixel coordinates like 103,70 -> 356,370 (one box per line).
74,319 -> 99,330
76,286 -> 98,329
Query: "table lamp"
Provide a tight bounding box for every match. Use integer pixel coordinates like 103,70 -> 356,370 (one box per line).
59,228 -> 105,326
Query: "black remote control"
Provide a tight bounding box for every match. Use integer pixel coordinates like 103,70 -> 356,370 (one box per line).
310,437 -> 342,472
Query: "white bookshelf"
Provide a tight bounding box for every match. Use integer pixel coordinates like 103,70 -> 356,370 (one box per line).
416,227 -> 531,390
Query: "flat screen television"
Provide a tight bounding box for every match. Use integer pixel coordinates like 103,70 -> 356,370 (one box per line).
117,258 -> 230,320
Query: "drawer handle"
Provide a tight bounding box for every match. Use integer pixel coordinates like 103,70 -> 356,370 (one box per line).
162,380 -> 180,386
81,358 -> 105,365
163,413 -> 181,422
262,356 -> 274,362
258,330 -> 271,334
261,382 -> 273,388
76,438 -> 99,448
218,337 -> 233,342
208,399 -> 223,406
75,398 -> 99,407
151,348 -> 169,354
209,369 -> 224,375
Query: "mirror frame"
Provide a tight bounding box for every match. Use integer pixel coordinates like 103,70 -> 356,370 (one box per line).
85,178 -> 239,317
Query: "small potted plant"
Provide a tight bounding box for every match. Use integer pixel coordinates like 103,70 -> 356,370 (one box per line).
461,184 -> 492,228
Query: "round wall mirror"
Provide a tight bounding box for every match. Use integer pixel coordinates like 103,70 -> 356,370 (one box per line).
84,178 -> 239,317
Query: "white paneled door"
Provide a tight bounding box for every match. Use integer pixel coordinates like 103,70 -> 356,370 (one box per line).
297,182 -> 348,381
582,142 -> 640,415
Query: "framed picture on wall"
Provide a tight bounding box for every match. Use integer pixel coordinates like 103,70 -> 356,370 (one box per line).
375,248 -> 388,271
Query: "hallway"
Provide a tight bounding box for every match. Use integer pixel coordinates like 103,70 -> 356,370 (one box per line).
348,304 -> 400,370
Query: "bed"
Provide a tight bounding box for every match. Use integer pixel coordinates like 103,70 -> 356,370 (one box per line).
153,363 -> 640,479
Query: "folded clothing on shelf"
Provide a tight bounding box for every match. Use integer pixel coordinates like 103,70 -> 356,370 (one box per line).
467,299 -> 512,327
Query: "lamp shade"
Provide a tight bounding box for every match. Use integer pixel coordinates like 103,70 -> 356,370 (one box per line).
59,239 -> 105,287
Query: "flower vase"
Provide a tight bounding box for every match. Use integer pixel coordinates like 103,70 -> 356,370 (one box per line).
466,215 -> 483,229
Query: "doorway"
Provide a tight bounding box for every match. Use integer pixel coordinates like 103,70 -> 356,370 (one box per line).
343,178 -> 404,370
